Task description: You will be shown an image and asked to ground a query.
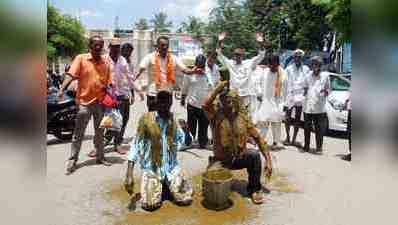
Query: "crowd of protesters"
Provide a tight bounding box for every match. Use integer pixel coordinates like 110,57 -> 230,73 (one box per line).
52,32 -> 351,209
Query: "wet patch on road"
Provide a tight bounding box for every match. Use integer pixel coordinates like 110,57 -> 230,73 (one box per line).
267,170 -> 302,193
103,169 -> 301,225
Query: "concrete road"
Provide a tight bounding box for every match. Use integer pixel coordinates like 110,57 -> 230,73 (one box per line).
47,97 -> 353,225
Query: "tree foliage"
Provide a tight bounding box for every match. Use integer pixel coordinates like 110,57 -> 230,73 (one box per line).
247,0 -> 333,51
134,18 -> 150,30
325,0 -> 351,44
47,4 -> 86,60
150,12 -> 173,33
201,0 -> 350,56
177,16 -> 206,39
206,0 -> 259,57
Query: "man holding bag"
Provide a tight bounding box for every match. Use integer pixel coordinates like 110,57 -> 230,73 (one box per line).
88,38 -> 144,157
57,35 -> 113,175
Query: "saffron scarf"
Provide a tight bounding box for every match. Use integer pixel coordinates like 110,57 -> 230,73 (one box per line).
274,66 -> 286,97
154,51 -> 176,88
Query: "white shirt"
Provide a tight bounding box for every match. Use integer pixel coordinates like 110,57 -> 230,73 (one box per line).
249,65 -> 267,115
139,52 -> 187,96
259,67 -> 288,104
303,71 -> 331,114
182,64 -> 220,109
285,64 -> 310,108
251,65 -> 267,97
217,49 -> 265,96
110,56 -> 135,97
252,67 -> 287,122
125,58 -> 134,75
205,63 -> 221,88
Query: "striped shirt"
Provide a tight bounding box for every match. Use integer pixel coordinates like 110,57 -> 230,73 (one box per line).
128,112 -> 190,181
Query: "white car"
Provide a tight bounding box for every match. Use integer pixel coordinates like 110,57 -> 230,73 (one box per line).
293,73 -> 351,133
325,73 -> 351,132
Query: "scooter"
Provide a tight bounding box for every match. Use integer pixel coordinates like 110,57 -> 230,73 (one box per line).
47,88 -> 77,140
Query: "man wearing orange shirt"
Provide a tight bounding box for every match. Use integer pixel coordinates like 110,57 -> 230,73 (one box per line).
57,35 -> 113,175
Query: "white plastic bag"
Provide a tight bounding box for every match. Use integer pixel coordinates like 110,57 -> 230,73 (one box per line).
100,108 -> 123,132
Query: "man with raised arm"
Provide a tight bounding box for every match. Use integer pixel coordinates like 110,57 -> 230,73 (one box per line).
216,32 -> 271,111
202,80 -> 273,204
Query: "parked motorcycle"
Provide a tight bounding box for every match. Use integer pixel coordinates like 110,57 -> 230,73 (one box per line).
47,88 -> 77,140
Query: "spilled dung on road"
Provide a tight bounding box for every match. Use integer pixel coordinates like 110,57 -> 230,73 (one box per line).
103,169 -> 301,225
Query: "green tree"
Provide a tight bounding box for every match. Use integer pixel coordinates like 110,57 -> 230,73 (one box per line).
134,18 -> 150,30
247,0 -> 333,51
177,16 -> 206,39
47,4 -> 86,60
206,0 -> 259,57
325,0 -> 351,44
150,12 -> 173,33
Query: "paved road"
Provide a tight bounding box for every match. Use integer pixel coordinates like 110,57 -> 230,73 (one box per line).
47,97 -> 353,225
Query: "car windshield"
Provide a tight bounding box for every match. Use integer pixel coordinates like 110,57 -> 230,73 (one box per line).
330,75 -> 350,91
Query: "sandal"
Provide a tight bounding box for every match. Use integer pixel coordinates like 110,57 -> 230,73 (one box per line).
142,202 -> 162,211
251,191 -> 265,204
115,145 -> 128,155
87,150 -> 97,158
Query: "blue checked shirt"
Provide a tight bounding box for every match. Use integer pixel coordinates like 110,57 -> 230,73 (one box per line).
128,113 -> 191,181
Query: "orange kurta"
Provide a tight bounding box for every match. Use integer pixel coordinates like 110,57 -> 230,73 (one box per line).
68,53 -> 112,105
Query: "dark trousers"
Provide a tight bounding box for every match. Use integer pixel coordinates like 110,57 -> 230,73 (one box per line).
70,103 -> 104,161
104,98 -> 130,146
304,113 -> 327,150
228,150 -> 263,195
187,104 -> 209,147
285,105 -> 303,142
147,95 -> 157,112
348,110 -> 351,152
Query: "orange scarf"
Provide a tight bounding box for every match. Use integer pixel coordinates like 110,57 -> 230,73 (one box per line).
154,51 -> 175,88
274,66 -> 284,97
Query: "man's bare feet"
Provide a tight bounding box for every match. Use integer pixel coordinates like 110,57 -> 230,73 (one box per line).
251,191 -> 265,204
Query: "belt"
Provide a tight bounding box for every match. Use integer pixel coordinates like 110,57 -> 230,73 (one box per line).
116,95 -> 129,101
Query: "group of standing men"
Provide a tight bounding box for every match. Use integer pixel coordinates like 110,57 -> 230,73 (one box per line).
210,32 -> 331,154
55,31 -> 334,210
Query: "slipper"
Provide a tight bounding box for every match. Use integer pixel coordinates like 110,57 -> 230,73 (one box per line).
116,146 -> 128,155
251,191 -> 265,204
87,150 -> 97,158
142,202 -> 162,211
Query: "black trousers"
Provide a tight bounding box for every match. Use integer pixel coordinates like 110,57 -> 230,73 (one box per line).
347,110 -> 351,152
104,98 -> 130,146
285,105 -> 303,142
304,113 -> 327,150
187,104 -> 209,147
228,150 -> 263,195
147,95 -> 157,112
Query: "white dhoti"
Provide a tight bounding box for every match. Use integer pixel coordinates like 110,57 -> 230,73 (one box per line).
140,169 -> 194,210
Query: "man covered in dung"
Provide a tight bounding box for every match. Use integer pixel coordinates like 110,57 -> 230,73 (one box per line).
124,90 -> 194,211
202,81 -> 273,204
